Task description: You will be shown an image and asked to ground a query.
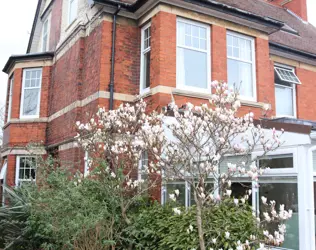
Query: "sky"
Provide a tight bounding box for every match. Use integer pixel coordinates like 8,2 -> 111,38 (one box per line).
0,0 -> 315,107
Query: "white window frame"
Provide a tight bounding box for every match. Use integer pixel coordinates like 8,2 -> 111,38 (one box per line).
140,22 -> 151,95
227,31 -> 257,102
176,17 -> 211,93
41,18 -> 50,52
7,75 -> 14,122
20,68 -> 42,119
0,160 -> 7,206
15,156 -> 37,186
138,151 -> 149,181
274,63 -> 297,118
84,151 -> 89,176
68,0 -> 78,25
275,66 -> 301,84
252,147 -> 298,176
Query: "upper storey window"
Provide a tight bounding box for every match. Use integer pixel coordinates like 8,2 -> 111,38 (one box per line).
274,64 -> 300,117
42,18 -> 49,52
20,68 -> 42,119
140,23 -> 151,94
68,0 -> 78,25
227,31 -> 256,101
177,18 -> 211,92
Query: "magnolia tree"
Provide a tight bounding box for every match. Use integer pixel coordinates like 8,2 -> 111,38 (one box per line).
76,81 -> 291,250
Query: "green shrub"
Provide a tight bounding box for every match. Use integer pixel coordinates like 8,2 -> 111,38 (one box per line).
123,200 -> 262,250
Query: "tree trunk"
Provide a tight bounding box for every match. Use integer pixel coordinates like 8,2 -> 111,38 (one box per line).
194,191 -> 206,250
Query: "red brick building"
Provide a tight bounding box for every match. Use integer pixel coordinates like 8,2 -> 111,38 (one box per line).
1,0 -> 316,248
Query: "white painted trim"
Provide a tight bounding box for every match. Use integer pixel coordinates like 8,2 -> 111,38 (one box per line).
274,63 -> 297,118
15,156 -> 37,186
140,22 -> 151,95
307,145 -> 316,250
1,160 -> 7,206
1,148 -> 46,157
274,83 -> 297,118
84,151 -> 89,176
252,147 -> 298,175
227,31 -> 257,102
7,76 -> 14,122
20,68 -> 42,120
176,17 -> 211,93
58,141 -> 79,151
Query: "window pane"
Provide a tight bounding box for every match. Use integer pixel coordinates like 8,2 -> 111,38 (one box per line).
228,59 -> 253,98
23,88 -> 40,116
232,182 -> 252,205
190,182 -> 214,206
275,85 -> 294,116
259,154 -> 293,169
199,27 -> 206,39
200,39 -> 206,50
178,48 -> 207,89
185,35 -> 191,47
192,25 -> 199,37
227,35 -> 233,46
42,36 -> 47,52
313,151 -> 316,172
166,182 -> 186,206
142,51 -> 150,89
185,23 -> 191,35
259,182 -> 299,250
69,0 -> 77,24
178,22 -> 185,46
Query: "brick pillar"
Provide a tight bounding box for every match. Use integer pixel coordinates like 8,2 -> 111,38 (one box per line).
151,12 -> 177,89
212,25 -> 227,82
256,37 -> 275,116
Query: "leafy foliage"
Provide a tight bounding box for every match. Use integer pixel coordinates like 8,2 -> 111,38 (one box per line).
123,200 -> 262,250
0,160 -> 140,250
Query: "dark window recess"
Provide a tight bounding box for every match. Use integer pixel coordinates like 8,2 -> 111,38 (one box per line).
259,154 -> 293,169
144,51 -> 150,88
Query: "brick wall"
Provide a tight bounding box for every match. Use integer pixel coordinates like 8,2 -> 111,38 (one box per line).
49,0 -> 63,50
3,8 -> 316,201
151,12 -> 177,89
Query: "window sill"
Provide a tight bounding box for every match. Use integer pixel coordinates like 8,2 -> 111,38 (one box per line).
138,86 -> 270,110
172,88 -> 212,99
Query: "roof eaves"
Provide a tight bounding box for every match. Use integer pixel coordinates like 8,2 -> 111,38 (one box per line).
26,0 -> 43,54
191,0 -> 284,29
94,0 -> 284,30
2,52 -> 55,74
269,42 -> 316,60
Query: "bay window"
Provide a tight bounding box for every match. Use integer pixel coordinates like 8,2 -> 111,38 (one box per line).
15,156 -> 37,186
177,18 -> 210,91
140,23 -> 151,94
274,64 -> 299,117
227,31 -> 256,101
20,68 -> 42,119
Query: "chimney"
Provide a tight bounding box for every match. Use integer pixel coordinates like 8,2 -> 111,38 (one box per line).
268,0 -> 308,21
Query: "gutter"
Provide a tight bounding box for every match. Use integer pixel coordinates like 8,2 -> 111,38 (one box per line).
269,42 -> 316,60
184,0 -> 284,29
2,52 -> 55,74
109,5 -> 121,110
